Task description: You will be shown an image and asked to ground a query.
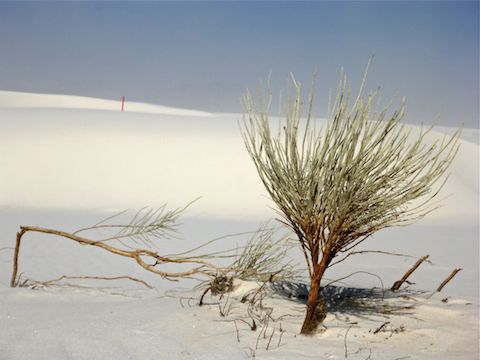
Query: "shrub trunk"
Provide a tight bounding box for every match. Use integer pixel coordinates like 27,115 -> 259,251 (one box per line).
300,253 -> 330,335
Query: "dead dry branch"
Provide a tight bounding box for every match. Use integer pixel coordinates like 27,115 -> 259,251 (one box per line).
372,321 -> 390,334
435,268 -> 462,292
11,210 -> 299,295
391,255 -> 429,291
330,250 -> 433,268
344,325 -> 354,358
10,225 -> 222,288
427,268 -> 463,299
40,275 -> 153,289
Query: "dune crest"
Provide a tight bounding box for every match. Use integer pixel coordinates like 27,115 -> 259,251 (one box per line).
0,90 -> 213,117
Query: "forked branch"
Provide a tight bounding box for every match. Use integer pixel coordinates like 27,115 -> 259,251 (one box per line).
10,225 -> 222,287
10,215 -> 298,289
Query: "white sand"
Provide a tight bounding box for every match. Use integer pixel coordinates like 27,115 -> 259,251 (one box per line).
0,91 -> 478,359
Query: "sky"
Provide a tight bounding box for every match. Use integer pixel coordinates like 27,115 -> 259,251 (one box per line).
0,1 -> 478,128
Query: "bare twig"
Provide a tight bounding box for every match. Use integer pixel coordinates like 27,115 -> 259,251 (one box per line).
427,268 -> 463,299
344,325 -> 354,358
391,255 -> 429,291
277,323 -> 285,348
265,328 -> 276,350
10,229 -> 25,287
372,321 -> 390,334
167,228 -> 271,258
255,322 -> 268,350
233,320 -> 240,343
40,275 -> 153,289
218,293 -> 232,317
199,287 -> 210,306
330,250 -> 433,268
226,318 -> 257,331
242,271 -> 280,305
435,268 -> 462,292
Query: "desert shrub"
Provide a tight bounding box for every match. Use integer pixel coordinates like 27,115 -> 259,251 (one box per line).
241,63 -> 460,334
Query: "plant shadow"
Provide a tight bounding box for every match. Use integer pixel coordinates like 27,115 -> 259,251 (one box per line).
271,281 -> 423,321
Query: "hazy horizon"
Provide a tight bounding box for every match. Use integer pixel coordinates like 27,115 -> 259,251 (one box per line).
0,1 -> 478,128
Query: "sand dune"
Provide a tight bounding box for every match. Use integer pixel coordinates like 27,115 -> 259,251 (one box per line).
0,91 -> 478,360
0,90 -> 213,117
0,91 -> 477,224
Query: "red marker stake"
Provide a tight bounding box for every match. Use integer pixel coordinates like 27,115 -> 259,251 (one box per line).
121,96 -> 125,112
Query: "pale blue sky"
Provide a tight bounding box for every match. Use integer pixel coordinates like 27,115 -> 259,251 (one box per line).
0,1 -> 478,127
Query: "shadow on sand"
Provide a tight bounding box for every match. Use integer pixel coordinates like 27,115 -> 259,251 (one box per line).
271,281 -> 423,321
